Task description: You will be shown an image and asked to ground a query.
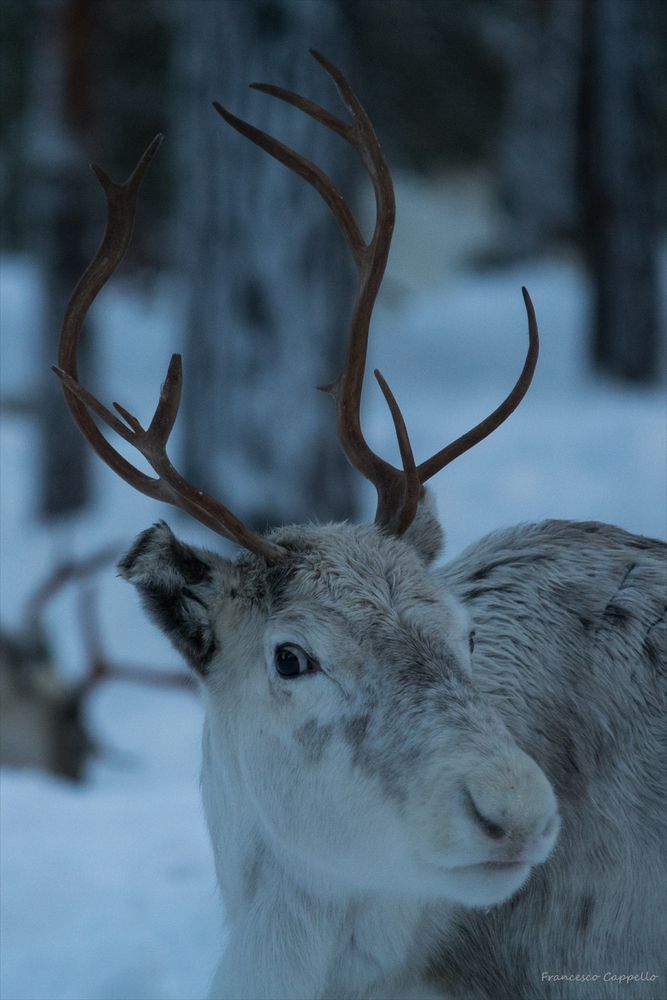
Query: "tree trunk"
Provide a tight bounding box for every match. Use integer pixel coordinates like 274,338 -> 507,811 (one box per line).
579,0 -> 660,381
496,0 -> 582,257
27,0 -> 97,517
172,0 -> 360,531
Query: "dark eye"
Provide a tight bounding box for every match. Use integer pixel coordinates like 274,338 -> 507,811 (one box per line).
469,630 -> 476,654
274,643 -> 318,678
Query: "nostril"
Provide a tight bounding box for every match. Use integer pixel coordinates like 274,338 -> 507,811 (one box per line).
465,789 -> 506,841
476,810 -> 506,841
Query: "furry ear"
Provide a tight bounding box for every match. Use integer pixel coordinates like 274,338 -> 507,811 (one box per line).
118,521 -> 233,675
402,488 -> 445,565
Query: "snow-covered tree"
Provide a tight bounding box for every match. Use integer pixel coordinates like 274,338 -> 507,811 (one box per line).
172,0 -> 360,529
579,0 -> 661,381
26,0 -> 96,516
494,0 -> 582,256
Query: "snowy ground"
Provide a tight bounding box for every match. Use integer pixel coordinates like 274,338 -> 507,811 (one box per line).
1,174 -> 665,998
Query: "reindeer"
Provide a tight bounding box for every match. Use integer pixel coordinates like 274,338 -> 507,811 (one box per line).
0,545 -> 117,779
54,51 -> 665,1000
1,546 -> 193,780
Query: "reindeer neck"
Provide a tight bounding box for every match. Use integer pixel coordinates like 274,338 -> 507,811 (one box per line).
202,717 -> 433,999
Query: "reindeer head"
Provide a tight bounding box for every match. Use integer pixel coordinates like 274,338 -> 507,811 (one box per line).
118,502 -> 556,906
55,52 -> 556,907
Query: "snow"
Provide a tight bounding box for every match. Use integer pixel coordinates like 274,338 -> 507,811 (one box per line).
1,178 -> 665,998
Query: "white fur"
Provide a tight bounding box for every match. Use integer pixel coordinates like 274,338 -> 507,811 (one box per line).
120,505 -> 665,999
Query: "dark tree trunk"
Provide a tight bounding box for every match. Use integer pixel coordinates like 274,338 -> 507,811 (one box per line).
496,0 -> 582,257
172,0 -> 360,532
27,0 -> 97,516
579,0 -> 660,381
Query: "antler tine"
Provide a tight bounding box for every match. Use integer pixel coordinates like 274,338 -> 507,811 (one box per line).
309,50 -> 408,525
248,82 -> 350,142
416,288 -> 539,484
373,371 -> 421,533
215,50 -> 410,532
57,134 -> 165,495
212,100 -> 366,265
55,137 -> 286,563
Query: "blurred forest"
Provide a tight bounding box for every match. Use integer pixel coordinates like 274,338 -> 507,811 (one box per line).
1,9 -> 665,993
1,0 -> 665,524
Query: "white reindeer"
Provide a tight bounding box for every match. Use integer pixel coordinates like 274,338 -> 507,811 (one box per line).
55,52 -> 665,1000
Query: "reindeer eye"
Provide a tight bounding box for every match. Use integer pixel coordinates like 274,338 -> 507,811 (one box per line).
274,644 -> 318,678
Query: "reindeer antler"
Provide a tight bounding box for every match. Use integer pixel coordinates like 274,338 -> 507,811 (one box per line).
53,136 -> 286,562
215,50 -> 538,534
55,52 -> 538,549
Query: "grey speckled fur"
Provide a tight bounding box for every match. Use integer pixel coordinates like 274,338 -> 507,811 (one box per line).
431,520 -> 666,1000
120,509 -> 666,1000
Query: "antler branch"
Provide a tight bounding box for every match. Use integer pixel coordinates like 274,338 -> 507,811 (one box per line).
416,287 -> 539,483
214,49 -> 415,532
56,53 -> 539,550
213,51 -> 538,534
54,137 -> 286,562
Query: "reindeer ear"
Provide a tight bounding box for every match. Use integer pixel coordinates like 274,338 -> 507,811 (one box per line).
118,521 -> 233,675
402,488 -> 445,565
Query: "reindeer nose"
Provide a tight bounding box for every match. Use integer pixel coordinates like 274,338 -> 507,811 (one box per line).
464,758 -> 559,848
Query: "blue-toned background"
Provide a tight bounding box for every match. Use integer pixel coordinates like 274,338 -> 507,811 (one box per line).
1,2 -> 665,997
